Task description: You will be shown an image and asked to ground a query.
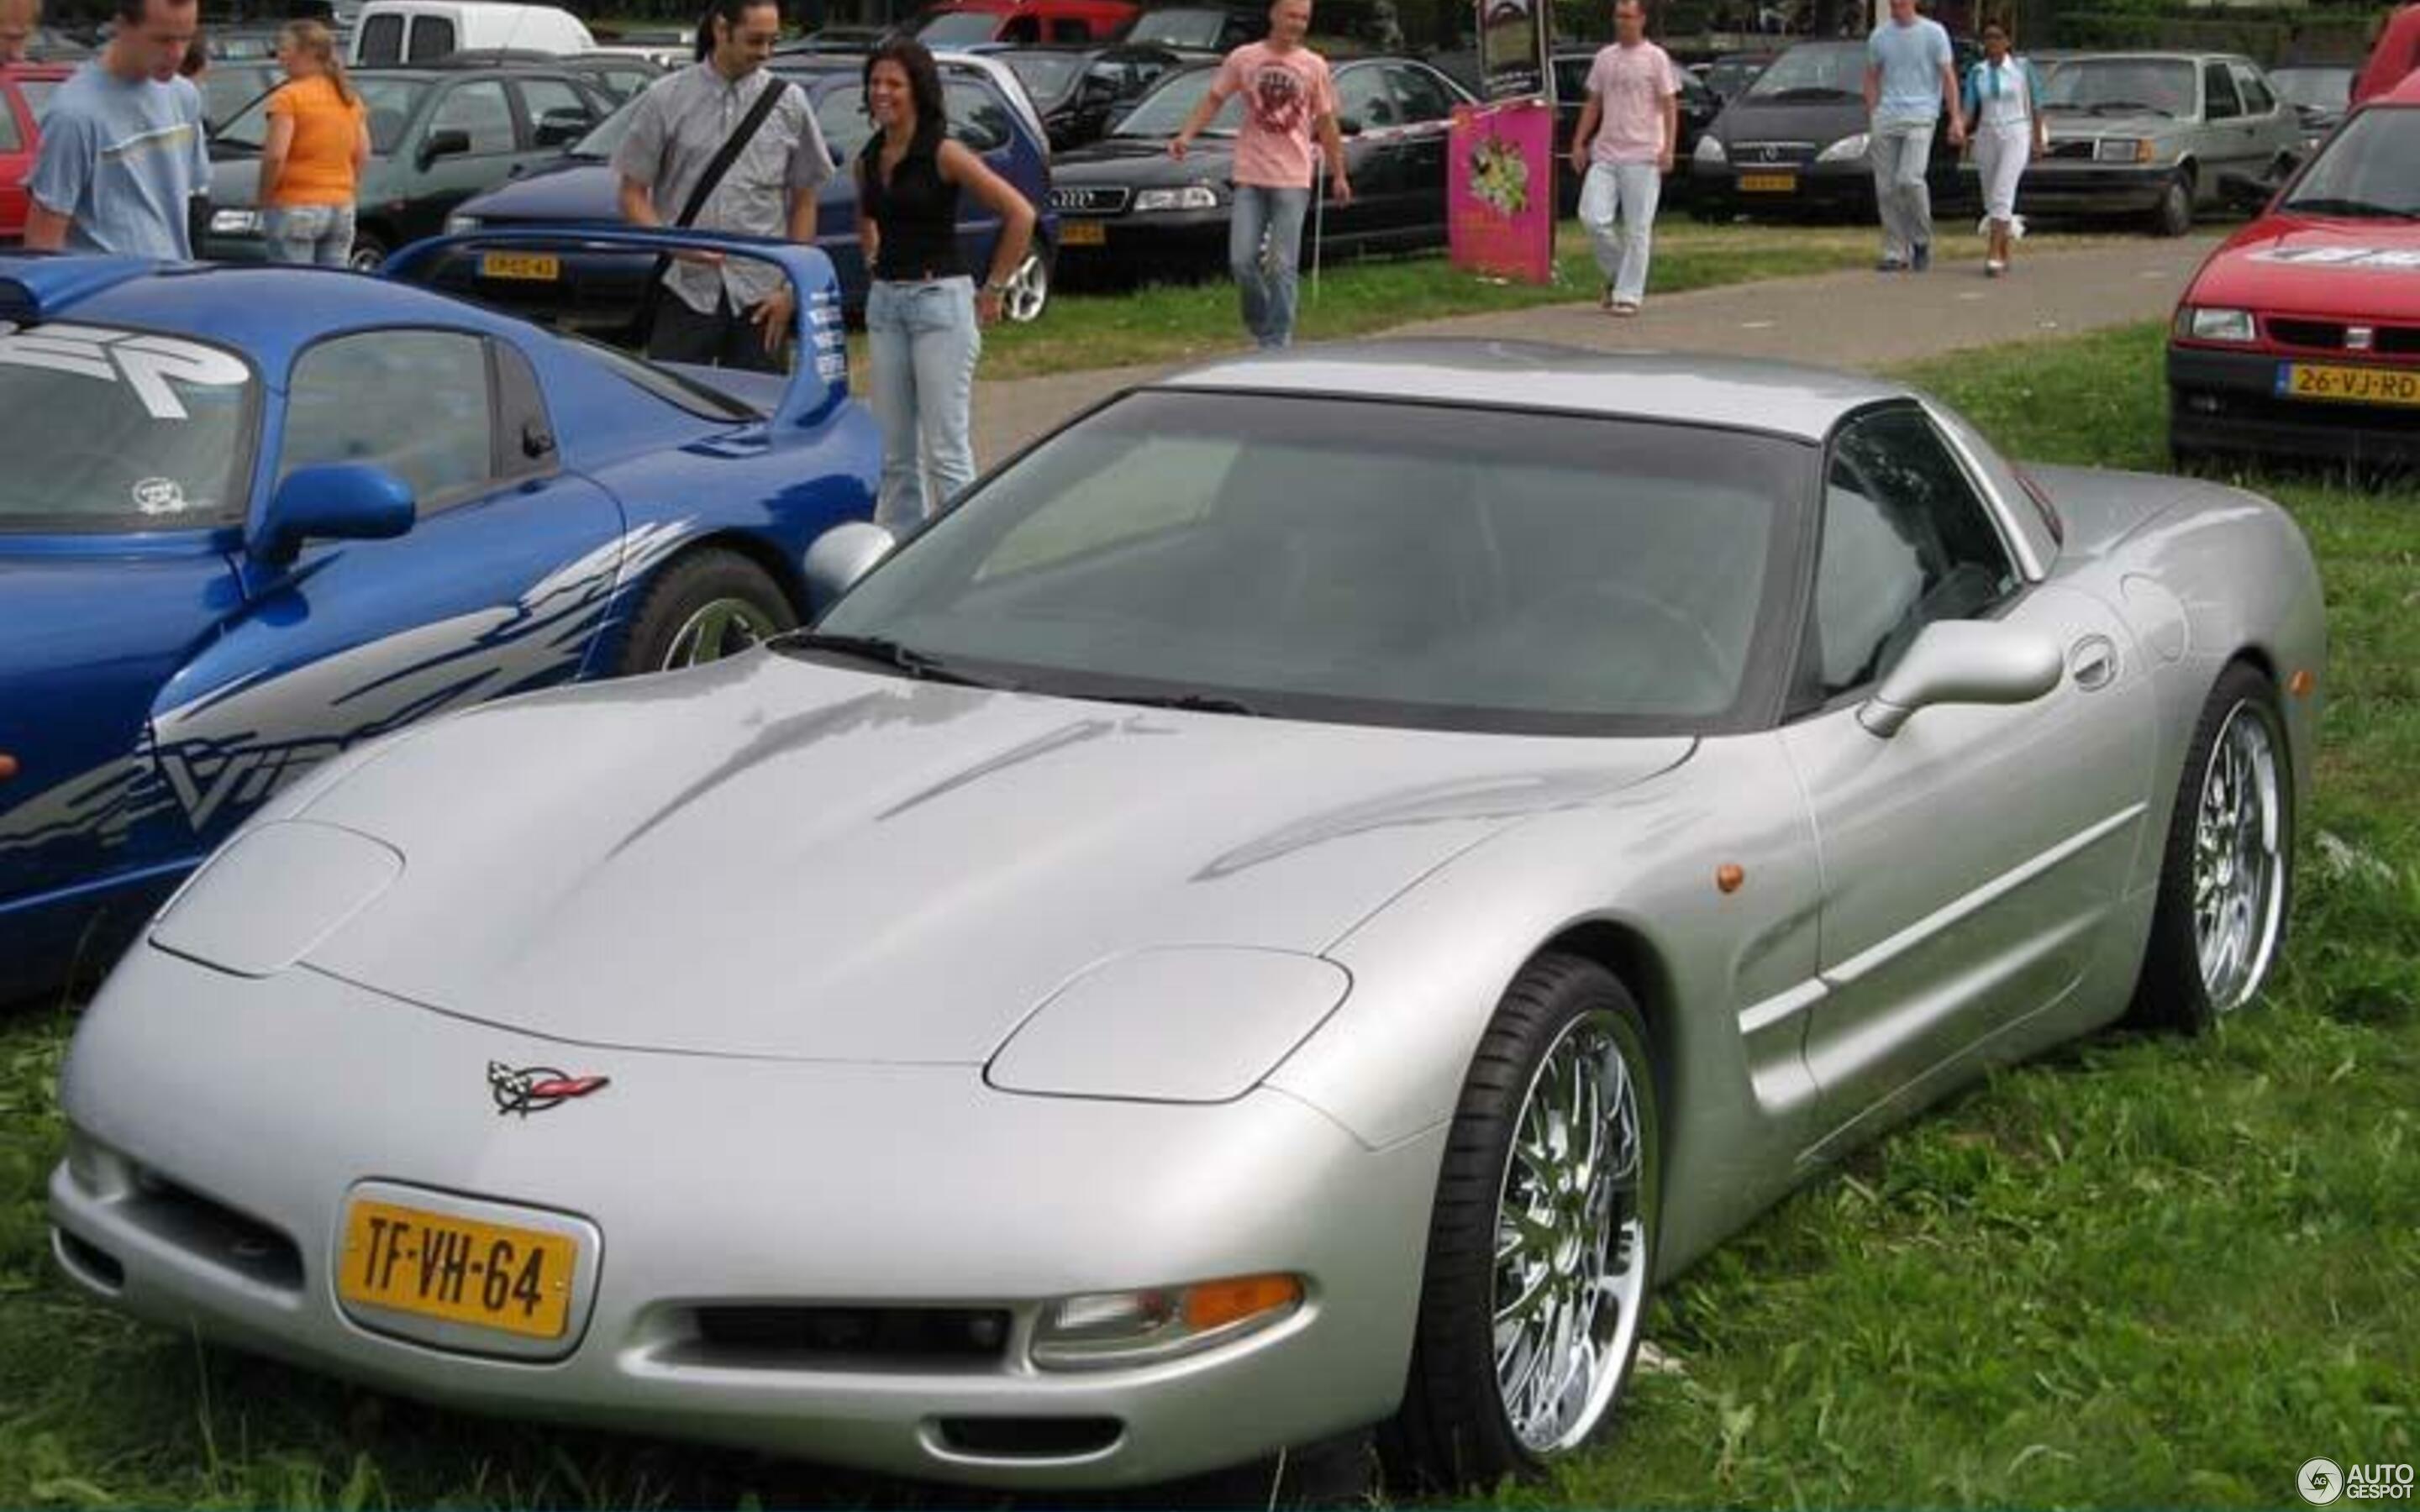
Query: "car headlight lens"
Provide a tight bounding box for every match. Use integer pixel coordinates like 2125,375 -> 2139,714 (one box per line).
1031,1273 -> 1305,1370
445,213 -> 483,235
1132,185 -> 1218,212
1694,134 -> 1726,165
1818,130 -> 1868,162
2181,306 -> 2256,343
209,207 -> 260,234
2095,137 -> 2152,164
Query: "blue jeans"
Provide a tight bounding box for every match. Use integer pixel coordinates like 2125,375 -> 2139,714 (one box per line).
1228,183 -> 1310,349
264,203 -> 357,267
865,276 -> 981,531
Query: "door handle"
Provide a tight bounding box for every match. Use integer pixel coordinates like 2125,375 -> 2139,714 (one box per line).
2070,634 -> 2118,690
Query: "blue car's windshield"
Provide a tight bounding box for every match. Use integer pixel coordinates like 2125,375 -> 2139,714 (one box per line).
0,325 -> 255,532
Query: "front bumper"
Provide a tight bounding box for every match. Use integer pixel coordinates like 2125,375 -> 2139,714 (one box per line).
1690,158 -> 1885,218
2167,342 -> 2420,466
2013,161 -> 2172,216
50,946 -> 1439,1488
1050,207 -> 1229,281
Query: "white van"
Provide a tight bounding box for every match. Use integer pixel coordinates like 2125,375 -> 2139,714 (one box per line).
349,1 -> 595,65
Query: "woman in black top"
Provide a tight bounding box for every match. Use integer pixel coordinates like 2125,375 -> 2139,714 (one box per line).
858,38 -> 1037,528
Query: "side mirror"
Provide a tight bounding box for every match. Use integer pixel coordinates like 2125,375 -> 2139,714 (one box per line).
250,464 -> 416,568
803,520 -> 897,608
417,127 -> 472,169
533,107 -> 591,149
1856,620 -> 2061,738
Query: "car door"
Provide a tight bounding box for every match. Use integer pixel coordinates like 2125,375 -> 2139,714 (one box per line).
2229,60 -> 2296,170
1384,61 -> 1460,243
2197,59 -> 2257,186
1779,403 -> 2149,1137
150,327 -> 626,860
1328,62 -> 1402,242
396,77 -> 522,241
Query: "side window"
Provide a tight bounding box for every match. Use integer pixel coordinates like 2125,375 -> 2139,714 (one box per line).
1050,18 -> 1089,42
1336,66 -> 1397,130
429,80 -> 515,155
356,12 -> 403,65
2202,61 -> 2241,120
517,76 -> 595,136
1806,407 -> 2018,701
1388,64 -> 1457,123
1001,15 -> 1038,42
406,15 -> 456,61
279,331 -> 497,509
815,82 -> 875,162
2233,64 -> 2275,115
944,80 -> 1011,152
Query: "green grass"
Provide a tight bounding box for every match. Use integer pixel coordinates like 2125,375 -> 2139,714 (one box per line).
971,220 -> 2130,379
2,323 -> 2414,1509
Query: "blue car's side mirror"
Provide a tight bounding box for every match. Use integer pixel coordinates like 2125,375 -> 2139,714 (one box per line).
250,464 -> 417,568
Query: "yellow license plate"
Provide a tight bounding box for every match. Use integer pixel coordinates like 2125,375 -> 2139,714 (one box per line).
339,1198 -> 578,1339
1737,172 -> 1797,193
2280,362 -> 2420,407
1060,218 -> 1107,246
479,251 -> 561,281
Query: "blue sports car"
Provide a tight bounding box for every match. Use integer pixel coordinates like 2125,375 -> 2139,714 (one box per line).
0,234 -> 878,1004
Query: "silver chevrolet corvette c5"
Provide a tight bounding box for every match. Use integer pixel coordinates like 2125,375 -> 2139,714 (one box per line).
51,341 -> 2324,1491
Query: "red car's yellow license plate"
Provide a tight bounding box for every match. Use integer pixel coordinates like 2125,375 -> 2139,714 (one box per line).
2279,362 -> 2420,407
1060,218 -> 1107,246
480,251 -> 561,281
1737,172 -> 1797,193
339,1198 -> 578,1339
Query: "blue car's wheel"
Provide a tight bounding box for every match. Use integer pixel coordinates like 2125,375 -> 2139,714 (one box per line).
618,548 -> 797,675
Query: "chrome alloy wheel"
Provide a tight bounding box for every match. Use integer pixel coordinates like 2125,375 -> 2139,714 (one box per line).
1003,249 -> 1050,323
1492,1010 -> 1649,1456
2191,700 -> 2285,1013
660,596 -> 781,669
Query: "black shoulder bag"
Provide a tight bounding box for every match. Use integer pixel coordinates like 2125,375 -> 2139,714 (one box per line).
634,76 -> 794,343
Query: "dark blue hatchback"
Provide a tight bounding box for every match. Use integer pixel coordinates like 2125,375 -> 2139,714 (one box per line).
435,53 -> 1060,328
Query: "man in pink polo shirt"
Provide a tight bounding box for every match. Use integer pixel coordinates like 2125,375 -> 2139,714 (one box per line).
1568,0 -> 1679,316
1169,0 -> 1352,348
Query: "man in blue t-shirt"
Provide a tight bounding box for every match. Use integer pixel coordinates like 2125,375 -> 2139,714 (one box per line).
1862,0 -> 1961,271
24,0 -> 210,260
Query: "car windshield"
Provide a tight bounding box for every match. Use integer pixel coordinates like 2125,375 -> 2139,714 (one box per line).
2268,66 -> 2351,113
0,323 -> 255,532
914,9 -> 1002,44
2039,58 -> 2193,116
1744,45 -> 1861,100
1113,66 -> 1236,136
215,74 -> 429,154
1004,52 -> 1088,101
2280,108 -> 2420,218
1125,9 -> 1228,47
1707,55 -> 1770,93
811,391 -> 1800,733
202,64 -> 281,128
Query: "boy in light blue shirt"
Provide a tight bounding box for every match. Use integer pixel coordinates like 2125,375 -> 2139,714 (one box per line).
24,0 -> 210,260
1862,0 -> 1961,271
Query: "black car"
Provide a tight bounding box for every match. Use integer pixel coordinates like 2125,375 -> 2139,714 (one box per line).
1699,48 -> 1779,102
1690,35 -> 1977,222
997,41 -> 1197,150
203,64 -> 615,268
1548,48 -> 1720,213
429,48 -> 669,104
1048,55 -> 1472,285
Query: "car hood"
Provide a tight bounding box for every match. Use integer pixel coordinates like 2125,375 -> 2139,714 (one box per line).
1053,134 -> 1232,184
2042,108 -> 2175,138
454,157 -> 619,221
2186,213 -> 2420,320
283,651 -> 1692,1063
1711,95 -> 1866,146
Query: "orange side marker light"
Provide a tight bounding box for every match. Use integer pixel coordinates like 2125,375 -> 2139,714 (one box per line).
2289,669 -> 2316,699
1716,864 -> 1745,895
0,753 -> 18,782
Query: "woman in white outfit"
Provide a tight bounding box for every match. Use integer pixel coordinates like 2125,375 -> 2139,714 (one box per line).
1961,21 -> 2047,276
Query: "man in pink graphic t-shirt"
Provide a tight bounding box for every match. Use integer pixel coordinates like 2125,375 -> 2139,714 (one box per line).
1568,0 -> 1678,316
1170,0 -> 1351,348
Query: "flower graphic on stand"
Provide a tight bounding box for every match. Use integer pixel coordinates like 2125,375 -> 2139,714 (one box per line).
1468,133 -> 1530,218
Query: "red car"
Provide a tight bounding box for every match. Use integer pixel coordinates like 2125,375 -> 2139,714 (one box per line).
911,0 -> 1139,47
1,63 -> 70,244
2167,71 -> 2420,470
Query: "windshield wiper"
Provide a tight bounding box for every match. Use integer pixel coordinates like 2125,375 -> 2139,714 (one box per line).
2283,195 -> 2419,219
777,631 -> 1009,689
1760,86 -> 1858,101
1079,690 -> 1268,717
2087,99 -> 2171,116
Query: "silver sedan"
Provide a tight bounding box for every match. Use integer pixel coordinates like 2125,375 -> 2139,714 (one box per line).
50,343 -> 2324,1491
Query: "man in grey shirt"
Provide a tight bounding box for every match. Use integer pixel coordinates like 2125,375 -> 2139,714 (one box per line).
24,0 -> 209,259
613,0 -> 833,373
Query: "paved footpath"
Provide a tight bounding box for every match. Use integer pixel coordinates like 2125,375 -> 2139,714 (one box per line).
975,234 -> 2219,461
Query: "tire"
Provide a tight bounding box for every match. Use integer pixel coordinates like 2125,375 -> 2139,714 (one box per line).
2125,661 -> 2293,1034
2148,169 -> 2195,238
615,547 -> 797,676
346,229 -> 392,273
1002,244 -> 1052,323
1383,953 -> 1661,1489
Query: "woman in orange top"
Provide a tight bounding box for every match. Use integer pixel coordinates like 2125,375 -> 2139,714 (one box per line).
260,20 -> 368,266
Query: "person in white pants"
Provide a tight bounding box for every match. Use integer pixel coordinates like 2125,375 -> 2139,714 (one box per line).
1962,20 -> 2046,277
1568,0 -> 1678,316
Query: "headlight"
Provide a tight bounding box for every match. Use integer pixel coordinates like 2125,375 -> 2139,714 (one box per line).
1031,1273 -> 1305,1370
2094,137 -> 2153,164
1694,134 -> 1727,165
1818,131 -> 1868,162
1132,185 -> 1219,212
209,208 -> 260,234
2180,306 -> 2256,343
445,213 -> 483,235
